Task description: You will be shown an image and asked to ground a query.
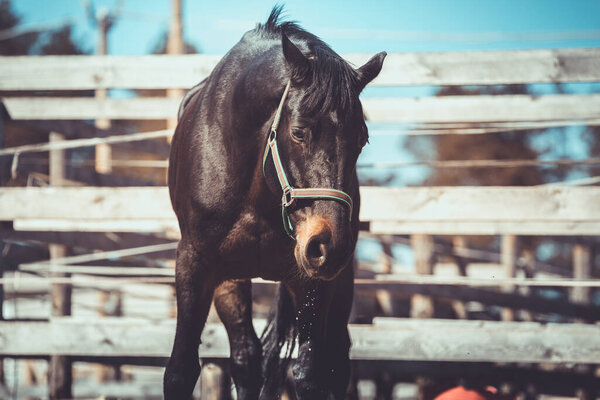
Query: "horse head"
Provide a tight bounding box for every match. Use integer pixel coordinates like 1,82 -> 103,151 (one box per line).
263,33 -> 386,280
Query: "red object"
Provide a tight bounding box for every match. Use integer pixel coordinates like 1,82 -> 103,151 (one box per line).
434,386 -> 498,400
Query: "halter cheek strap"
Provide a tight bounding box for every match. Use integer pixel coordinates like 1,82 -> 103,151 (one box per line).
262,80 -> 354,238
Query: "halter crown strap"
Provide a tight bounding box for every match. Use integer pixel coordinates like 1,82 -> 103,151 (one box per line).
262,80 -> 354,238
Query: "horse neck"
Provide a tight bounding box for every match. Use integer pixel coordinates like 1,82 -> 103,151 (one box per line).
225,50 -> 289,211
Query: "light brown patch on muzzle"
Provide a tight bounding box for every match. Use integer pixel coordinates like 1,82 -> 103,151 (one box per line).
294,215 -> 334,276
295,215 -> 333,244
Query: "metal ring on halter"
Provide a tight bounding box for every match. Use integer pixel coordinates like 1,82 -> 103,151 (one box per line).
282,187 -> 294,208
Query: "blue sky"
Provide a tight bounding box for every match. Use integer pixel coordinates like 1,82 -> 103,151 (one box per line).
11,0 -> 600,56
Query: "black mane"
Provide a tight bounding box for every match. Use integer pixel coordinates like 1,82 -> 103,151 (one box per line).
258,5 -> 360,116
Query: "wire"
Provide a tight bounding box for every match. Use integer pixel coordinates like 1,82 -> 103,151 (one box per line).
17,158 -> 168,168
0,129 -> 172,157
3,274 -> 600,289
540,175 -> 600,187
321,27 -> 600,43
21,242 -> 178,269
358,158 -> 600,169
364,275 -> 600,288
15,156 -> 600,170
0,18 -> 82,41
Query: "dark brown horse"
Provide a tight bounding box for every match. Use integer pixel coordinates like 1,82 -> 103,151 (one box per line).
164,6 -> 385,399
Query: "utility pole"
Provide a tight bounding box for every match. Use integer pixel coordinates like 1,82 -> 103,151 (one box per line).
94,7 -> 112,174
166,0 -> 184,133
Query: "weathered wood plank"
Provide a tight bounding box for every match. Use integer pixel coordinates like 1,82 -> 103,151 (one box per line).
346,48 -> 600,86
3,187 -> 599,235
368,220 -> 600,236
2,318 -> 600,363
11,219 -> 600,236
2,186 -> 599,222
0,54 -> 222,90
1,49 -> 599,90
2,97 -> 181,120
355,280 -> 600,321
12,219 -> 180,234
5,94 -> 600,122
354,318 -> 600,363
361,94 -> 600,123
360,186 -> 600,222
0,187 -> 174,220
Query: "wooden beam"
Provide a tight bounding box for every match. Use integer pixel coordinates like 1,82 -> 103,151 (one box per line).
354,280 -> 600,321
2,97 -> 180,120
0,55 -> 222,90
410,235 -> 435,318
2,186 -> 599,222
360,186 -> 600,221
361,94 -> 600,123
0,230 -> 173,253
368,220 -> 600,236
12,219 -> 180,234
572,243 -> 592,304
5,94 -> 600,122
1,49 -> 599,90
501,235 -> 518,321
2,318 -> 600,363
11,218 -> 600,237
3,186 -> 599,235
0,187 -> 173,220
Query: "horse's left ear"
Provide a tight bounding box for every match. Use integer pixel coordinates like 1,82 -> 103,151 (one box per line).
356,51 -> 387,92
282,33 -> 310,83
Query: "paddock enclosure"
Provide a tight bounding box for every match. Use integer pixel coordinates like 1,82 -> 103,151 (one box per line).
0,48 -> 600,399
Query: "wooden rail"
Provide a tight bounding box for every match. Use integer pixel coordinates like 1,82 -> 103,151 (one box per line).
2,186 -> 599,235
5,94 -> 600,122
1,48 -> 599,90
2,317 -> 600,363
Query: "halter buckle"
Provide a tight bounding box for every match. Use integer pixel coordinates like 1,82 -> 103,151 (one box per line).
282,187 -> 294,208
268,128 -> 277,143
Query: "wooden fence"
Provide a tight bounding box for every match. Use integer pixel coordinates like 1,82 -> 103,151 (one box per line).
2,317 -> 600,364
1,186 -> 599,235
1,48 -> 600,398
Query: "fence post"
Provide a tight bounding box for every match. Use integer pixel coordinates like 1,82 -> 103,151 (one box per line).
200,361 -> 232,400
410,235 -> 435,317
501,235 -> 518,321
451,236 -> 469,319
48,132 -> 72,399
572,242 -> 591,305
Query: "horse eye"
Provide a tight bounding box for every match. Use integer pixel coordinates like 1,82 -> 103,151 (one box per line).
291,129 -> 306,143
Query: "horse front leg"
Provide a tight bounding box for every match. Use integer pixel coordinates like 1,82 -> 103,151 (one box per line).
164,241 -> 217,400
214,280 -> 262,400
288,280 -> 335,400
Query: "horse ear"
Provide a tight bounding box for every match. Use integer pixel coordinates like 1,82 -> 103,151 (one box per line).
282,33 -> 310,83
356,51 -> 387,92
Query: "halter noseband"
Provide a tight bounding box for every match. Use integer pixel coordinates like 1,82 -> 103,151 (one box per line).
262,80 -> 354,238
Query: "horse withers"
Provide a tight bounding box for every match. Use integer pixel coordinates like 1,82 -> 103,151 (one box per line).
164,7 -> 385,400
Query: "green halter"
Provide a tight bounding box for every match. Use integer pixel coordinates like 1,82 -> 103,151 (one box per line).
262,80 -> 354,238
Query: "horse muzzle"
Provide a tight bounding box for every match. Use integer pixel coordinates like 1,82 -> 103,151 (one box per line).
294,215 -> 351,280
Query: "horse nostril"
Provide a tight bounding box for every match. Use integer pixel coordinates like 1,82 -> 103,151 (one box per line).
305,234 -> 329,268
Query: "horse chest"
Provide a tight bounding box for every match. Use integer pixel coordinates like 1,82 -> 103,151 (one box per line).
218,211 -> 295,280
